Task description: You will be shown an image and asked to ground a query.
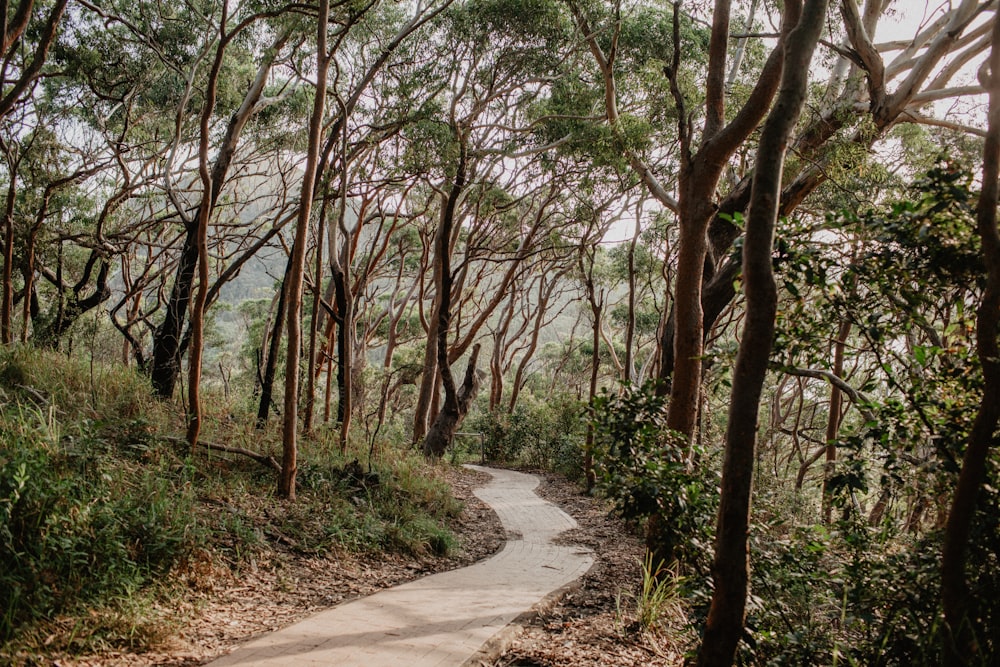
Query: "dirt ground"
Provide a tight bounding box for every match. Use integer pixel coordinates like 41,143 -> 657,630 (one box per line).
42,466 -> 686,667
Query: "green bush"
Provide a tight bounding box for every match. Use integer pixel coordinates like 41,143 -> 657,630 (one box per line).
591,380 -> 716,570
0,347 -> 473,655
0,417 -> 200,641
469,394 -> 586,478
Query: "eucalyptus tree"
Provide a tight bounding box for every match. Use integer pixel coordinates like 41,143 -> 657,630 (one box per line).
49,0 -> 307,410
569,0 -> 800,448
565,0 -> 997,572
1,0 -> 69,344
302,3 -> 460,442
942,12 -> 1000,658
279,0 -> 330,499
499,263 -> 575,412
569,0 -> 994,402
696,2 -> 828,663
401,0 -> 580,450
679,0 -> 997,404
278,0 -> 456,490
6,120 -> 110,345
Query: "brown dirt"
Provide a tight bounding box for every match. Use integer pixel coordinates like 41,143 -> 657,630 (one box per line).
22,466 -> 688,667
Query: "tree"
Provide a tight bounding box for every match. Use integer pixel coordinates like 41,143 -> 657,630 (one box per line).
420,126 -> 476,456
152,12 -> 292,403
569,0 -> 792,449
941,9 -> 1000,662
695,3 -> 827,664
279,0 -> 330,499
1,0 -> 68,345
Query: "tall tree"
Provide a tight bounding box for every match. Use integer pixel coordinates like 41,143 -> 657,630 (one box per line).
941,8 -> 1000,662
279,0 -> 330,500
150,13 -> 292,400
420,126 -> 475,456
0,0 -> 68,345
697,0 -> 827,664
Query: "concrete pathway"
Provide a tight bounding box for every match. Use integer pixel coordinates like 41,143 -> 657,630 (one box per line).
204,465 -> 594,667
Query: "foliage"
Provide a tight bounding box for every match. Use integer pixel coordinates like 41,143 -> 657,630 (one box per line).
618,551 -> 684,634
0,348 -> 467,655
748,163 -> 1000,665
590,380 -> 716,570
745,506 -> 987,666
0,408 -> 201,642
469,394 -> 585,479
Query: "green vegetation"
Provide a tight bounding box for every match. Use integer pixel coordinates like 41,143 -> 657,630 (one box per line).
0,348 -> 463,657
1,0 -> 998,663
469,394 -> 585,478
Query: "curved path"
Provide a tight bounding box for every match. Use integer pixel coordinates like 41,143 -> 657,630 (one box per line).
205,465 -> 594,667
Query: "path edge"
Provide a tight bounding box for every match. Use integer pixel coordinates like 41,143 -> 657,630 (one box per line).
459,552 -> 595,666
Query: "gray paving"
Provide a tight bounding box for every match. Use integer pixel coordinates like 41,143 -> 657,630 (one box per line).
204,465 -> 594,666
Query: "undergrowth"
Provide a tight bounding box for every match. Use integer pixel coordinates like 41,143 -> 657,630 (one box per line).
0,347 -> 465,659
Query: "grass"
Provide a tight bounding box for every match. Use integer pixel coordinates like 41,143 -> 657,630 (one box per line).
0,346 -> 467,659
616,550 -> 686,637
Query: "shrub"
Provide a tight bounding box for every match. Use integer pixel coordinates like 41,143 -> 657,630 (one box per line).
469,394 -> 587,479
591,380 -> 717,571
0,417 -> 200,641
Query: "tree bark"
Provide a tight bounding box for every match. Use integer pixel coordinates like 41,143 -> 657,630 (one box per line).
941,10 -> 1000,662
422,343 -> 482,457
656,0 -> 992,406
420,126 -> 468,457
150,27 -> 289,399
187,1 -> 229,451
303,186 -> 329,433
508,269 -> 566,413
279,0 -> 330,499
581,245 -> 603,491
821,318 -> 851,523
624,212 -> 640,383
696,2 -> 825,665
36,250 -> 111,345
663,0 -> 790,445
412,239 -> 441,443
0,157 -> 14,345
257,256 -> 291,429
329,185 -> 358,453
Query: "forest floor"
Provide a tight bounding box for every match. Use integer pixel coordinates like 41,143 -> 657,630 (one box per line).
50,466 -> 685,667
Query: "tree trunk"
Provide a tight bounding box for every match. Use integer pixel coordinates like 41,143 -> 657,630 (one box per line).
150,27 -> 289,400
941,11 -> 1000,662
1,163 -> 14,345
279,0 -> 330,499
257,256 -> 291,429
304,188 -> 329,433
420,125 -> 468,457
150,229 -> 199,398
581,246 -> 602,491
187,6 -> 228,451
508,270 -> 565,413
624,212 -> 640,383
412,247 -> 441,443
332,255 -> 352,451
489,292 -> 516,410
666,0 -> 789,446
697,2 -> 824,665
36,251 -> 111,345
329,188 -> 357,452
821,318 -> 851,523
376,249 -> 416,432
422,343 -> 482,457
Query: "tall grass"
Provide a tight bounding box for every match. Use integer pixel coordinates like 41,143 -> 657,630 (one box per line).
0,347 -> 468,657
